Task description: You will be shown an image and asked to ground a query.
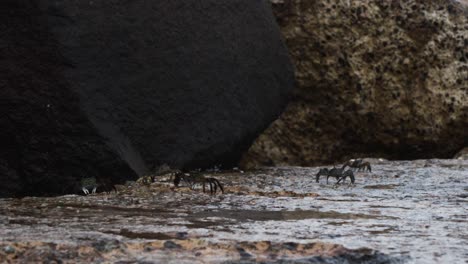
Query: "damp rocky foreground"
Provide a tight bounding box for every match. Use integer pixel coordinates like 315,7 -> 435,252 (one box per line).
0,159 -> 467,263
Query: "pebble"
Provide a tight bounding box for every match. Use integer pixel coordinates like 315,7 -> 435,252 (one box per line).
3,245 -> 15,254
164,241 -> 181,249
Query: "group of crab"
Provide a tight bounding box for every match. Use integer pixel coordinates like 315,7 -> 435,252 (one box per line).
127,165 -> 225,195
134,164 -> 225,195
315,159 -> 371,185
80,168 -> 225,196
80,160 -> 372,196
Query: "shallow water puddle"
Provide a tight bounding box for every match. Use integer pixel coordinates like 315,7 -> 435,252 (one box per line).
192,209 -> 392,222
364,184 -> 401,189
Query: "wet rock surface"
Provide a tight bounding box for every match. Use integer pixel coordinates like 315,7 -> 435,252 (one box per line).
1,159 -> 466,263
243,0 -> 468,168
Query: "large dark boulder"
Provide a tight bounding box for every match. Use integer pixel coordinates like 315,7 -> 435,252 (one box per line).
0,0 -> 294,197
0,1 -> 137,197
42,0 -> 294,173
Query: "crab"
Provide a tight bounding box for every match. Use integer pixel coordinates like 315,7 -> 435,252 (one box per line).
81,177 -> 98,195
316,166 -> 355,184
135,165 -> 185,186
316,165 -> 345,184
336,169 -> 355,184
343,159 -> 371,172
356,161 -> 372,172
327,166 -> 347,184
343,159 -> 363,171
173,171 -> 224,195
136,175 -> 156,186
80,177 -> 117,195
316,168 -> 329,183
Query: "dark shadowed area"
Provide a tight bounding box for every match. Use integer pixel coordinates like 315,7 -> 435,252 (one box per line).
0,0 -> 137,198
0,0 -> 294,197
40,0 -> 294,173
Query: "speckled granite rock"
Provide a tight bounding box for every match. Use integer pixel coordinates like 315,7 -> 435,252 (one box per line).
242,0 -> 468,167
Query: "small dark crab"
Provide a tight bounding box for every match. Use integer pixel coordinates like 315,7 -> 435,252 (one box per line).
173,171 -> 224,195
316,168 -> 342,183
81,177 -> 98,195
316,166 -> 355,185
356,161 -> 371,172
80,177 -> 117,195
316,168 -> 329,183
327,166 -> 346,184
343,159 -> 371,172
316,165 -> 346,184
343,159 -> 363,171
136,175 -> 156,186
336,169 -> 355,184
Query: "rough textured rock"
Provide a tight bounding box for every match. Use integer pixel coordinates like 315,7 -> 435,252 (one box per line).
242,0 -> 468,167
454,147 -> 468,159
0,0 -> 294,197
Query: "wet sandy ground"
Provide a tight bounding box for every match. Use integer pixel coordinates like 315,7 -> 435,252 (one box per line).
0,159 -> 467,263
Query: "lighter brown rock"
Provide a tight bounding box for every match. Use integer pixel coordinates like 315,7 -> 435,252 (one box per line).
242,0 -> 468,167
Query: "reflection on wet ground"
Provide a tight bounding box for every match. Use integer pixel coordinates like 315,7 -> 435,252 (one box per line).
0,159 -> 467,263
